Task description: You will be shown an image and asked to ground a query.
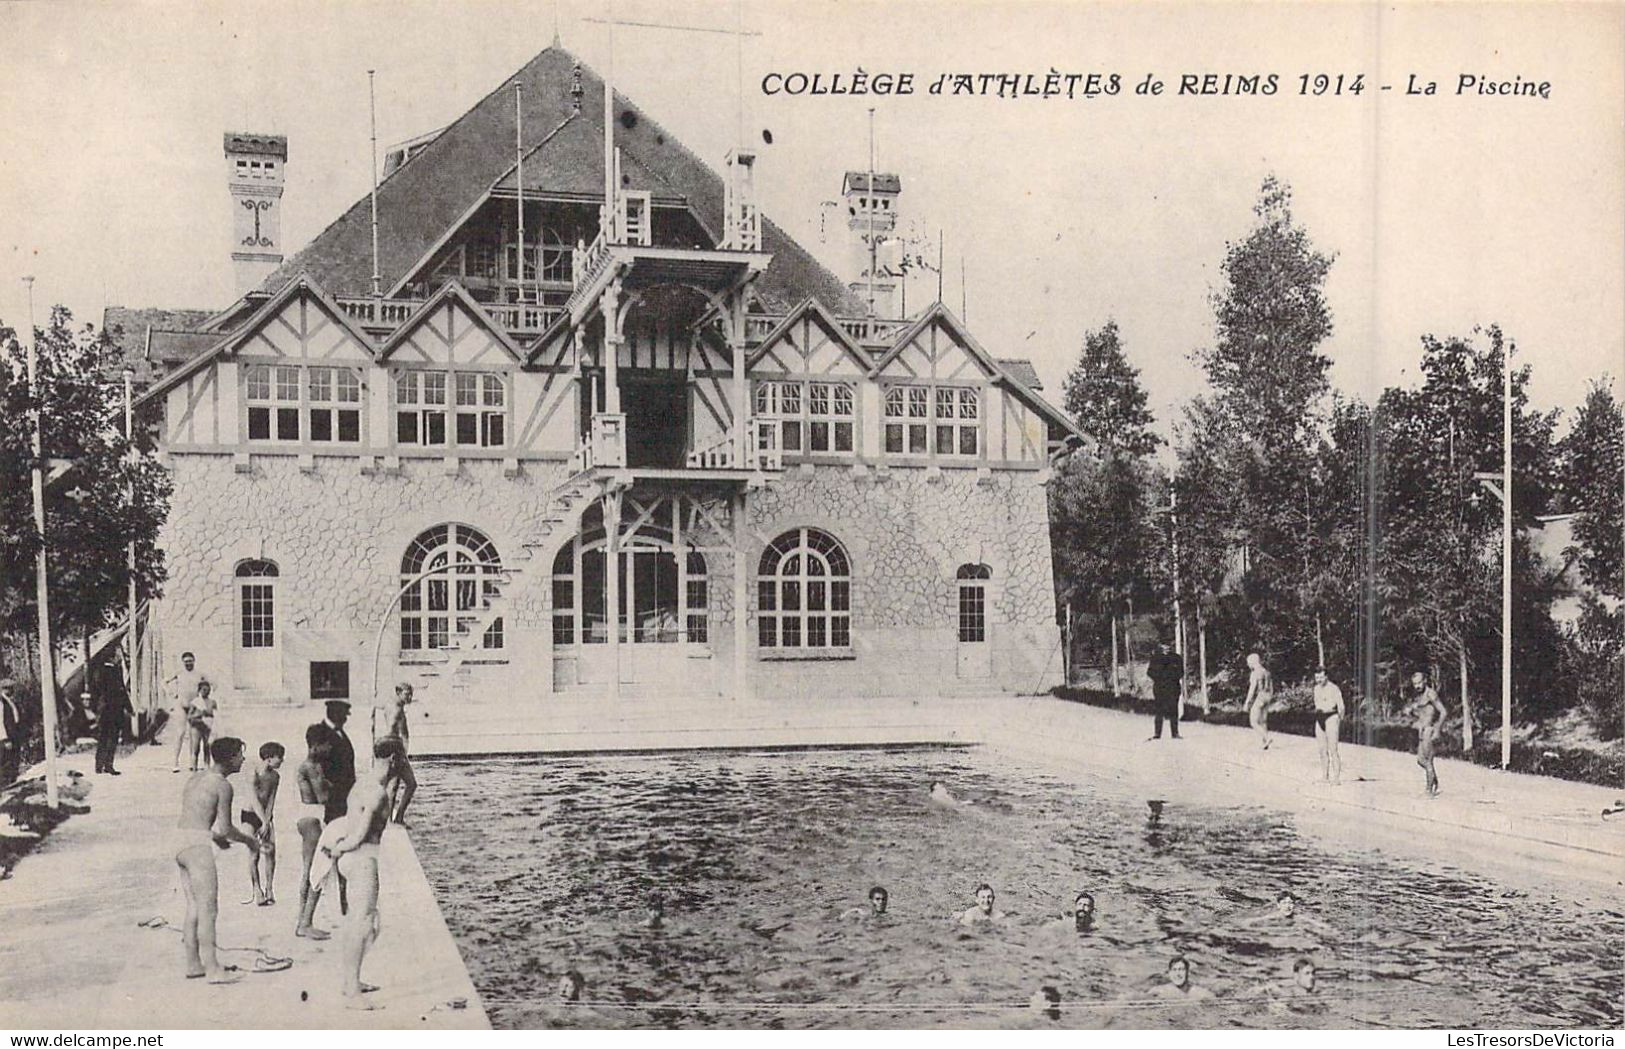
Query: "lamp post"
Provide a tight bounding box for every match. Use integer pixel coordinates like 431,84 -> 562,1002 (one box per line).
1473,342 -> 1514,769
23,276 -> 61,809
124,369 -> 140,719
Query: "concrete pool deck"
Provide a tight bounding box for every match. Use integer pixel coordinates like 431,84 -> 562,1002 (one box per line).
0,692 -> 1619,1029
0,732 -> 487,1031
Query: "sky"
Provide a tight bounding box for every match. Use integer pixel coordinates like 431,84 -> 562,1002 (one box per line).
1,0 -> 1620,442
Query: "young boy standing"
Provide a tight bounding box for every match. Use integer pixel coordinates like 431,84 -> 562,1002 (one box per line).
240,742 -> 284,905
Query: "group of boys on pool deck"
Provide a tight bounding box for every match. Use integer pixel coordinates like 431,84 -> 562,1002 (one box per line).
168,682 -> 420,1010
1149,644 -> 1453,797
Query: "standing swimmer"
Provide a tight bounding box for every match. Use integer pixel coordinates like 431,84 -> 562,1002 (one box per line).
1245,653 -> 1275,750
1311,667 -> 1346,784
1403,671 -> 1448,797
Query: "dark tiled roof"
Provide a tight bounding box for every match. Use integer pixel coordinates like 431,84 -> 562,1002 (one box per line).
843,172 -> 900,194
494,116 -> 686,204
998,358 -> 1042,390
261,45 -> 862,314
224,133 -> 287,158
149,330 -> 220,365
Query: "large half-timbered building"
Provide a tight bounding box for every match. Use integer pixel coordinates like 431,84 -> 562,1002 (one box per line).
113,45 -> 1080,709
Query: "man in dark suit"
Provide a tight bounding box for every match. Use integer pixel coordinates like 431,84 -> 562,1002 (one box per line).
93,659 -> 132,775
309,700 -> 356,823
1146,640 -> 1184,741
1,677 -> 24,788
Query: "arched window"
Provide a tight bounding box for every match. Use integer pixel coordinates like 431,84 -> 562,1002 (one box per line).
956,563 -> 991,643
234,559 -> 279,650
551,531 -> 708,646
400,524 -> 503,653
757,528 -> 851,650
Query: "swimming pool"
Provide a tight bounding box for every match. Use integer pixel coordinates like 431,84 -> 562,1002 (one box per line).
410,746 -> 1624,1029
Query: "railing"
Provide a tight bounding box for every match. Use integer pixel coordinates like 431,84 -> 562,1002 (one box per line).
484,302 -> 564,332
336,296 -> 561,334
683,417 -> 783,471
740,313 -> 908,348
337,297 -> 421,326
570,412 -> 626,474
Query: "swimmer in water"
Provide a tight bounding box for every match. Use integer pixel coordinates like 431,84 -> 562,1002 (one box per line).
929,781 -> 960,806
558,969 -> 586,1003
1153,955 -> 1215,1000
843,885 -> 889,921
643,896 -> 664,930
1071,891 -> 1096,933
958,882 -> 1006,925
1028,985 -> 1062,1021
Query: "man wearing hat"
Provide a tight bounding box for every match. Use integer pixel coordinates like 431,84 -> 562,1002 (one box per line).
307,701 -> 356,824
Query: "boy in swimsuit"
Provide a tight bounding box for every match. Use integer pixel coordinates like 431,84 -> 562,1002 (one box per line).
174,736 -> 261,983
958,883 -> 1006,925
1403,671 -> 1448,797
376,683 -> 418,824
185,680 -> 216,772
295,727 -> 333,940
240,741 -> 284,906
323,736 -> 404,1009
1311,667 -> 1346,784
1245,653 -> 1275,749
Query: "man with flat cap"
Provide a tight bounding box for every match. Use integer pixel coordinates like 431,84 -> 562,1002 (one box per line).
308,700 -> 356,824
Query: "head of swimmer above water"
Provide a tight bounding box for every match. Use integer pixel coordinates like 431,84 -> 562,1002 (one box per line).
558,970 -> 586,1003
1073,891 -> 1095,931
1276,890 -> 1297,918
868,886 -> 888,915
1292,957 -> 1316,992
1166,955 -> 1190,989
974,883 -> 996,914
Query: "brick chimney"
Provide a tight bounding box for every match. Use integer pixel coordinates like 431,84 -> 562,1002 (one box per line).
225,132 -> 288,296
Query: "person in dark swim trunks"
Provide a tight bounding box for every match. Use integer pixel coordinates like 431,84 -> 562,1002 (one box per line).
322,736 -> 404,1010
1311,667 -> 1346,784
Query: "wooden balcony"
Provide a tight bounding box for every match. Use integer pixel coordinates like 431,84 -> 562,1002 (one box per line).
743,313 -> 907,350
336,296 -> 564,335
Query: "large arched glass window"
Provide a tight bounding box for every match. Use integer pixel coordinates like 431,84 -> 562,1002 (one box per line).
757,528 -> 851,650
400,524 -> 503,653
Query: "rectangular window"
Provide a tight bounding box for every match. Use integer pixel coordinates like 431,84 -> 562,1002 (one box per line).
883,384 -> 981,460
758,380 -> 853,459
396,370 -> 501,449
958,583 -> 987,643
245,363 -> 301,442
308,366 -> 361,444
309,661 -> 350,700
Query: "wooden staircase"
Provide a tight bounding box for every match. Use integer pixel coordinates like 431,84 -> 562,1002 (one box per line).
414,470 -> 605,699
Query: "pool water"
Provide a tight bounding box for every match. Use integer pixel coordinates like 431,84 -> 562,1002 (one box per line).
410,747 -> 1624,1029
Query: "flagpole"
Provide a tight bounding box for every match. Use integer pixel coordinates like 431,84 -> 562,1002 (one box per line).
516,83 -> 526,295
24,276 -> 60,810
368,70 -> 381,300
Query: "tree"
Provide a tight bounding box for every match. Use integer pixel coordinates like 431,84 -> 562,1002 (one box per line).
1562,381 -> 1624,601
1376,327 -> 1559,737
1050,321 -> 1160,692
1062,320 -> 1161,458
0,308 -> 172,678
1190,175 -> 1338,679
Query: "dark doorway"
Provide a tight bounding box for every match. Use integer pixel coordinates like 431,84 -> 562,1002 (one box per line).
622,377 -> 688,468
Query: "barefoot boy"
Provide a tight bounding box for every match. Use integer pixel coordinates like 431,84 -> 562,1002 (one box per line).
240,742 -> 284,906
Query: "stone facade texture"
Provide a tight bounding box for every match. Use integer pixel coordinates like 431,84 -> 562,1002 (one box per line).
155,454 -> 1061,703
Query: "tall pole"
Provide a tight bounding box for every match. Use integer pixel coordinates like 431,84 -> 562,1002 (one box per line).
1501,343 -> 1513,768
866,108 -> 876,317
1170,488 -> 1187,712
24,277 -> 60,810
515,83 -> 526,294
124,369 -> 140,717
368,70 -> 381,300
603,0 -> 616,245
